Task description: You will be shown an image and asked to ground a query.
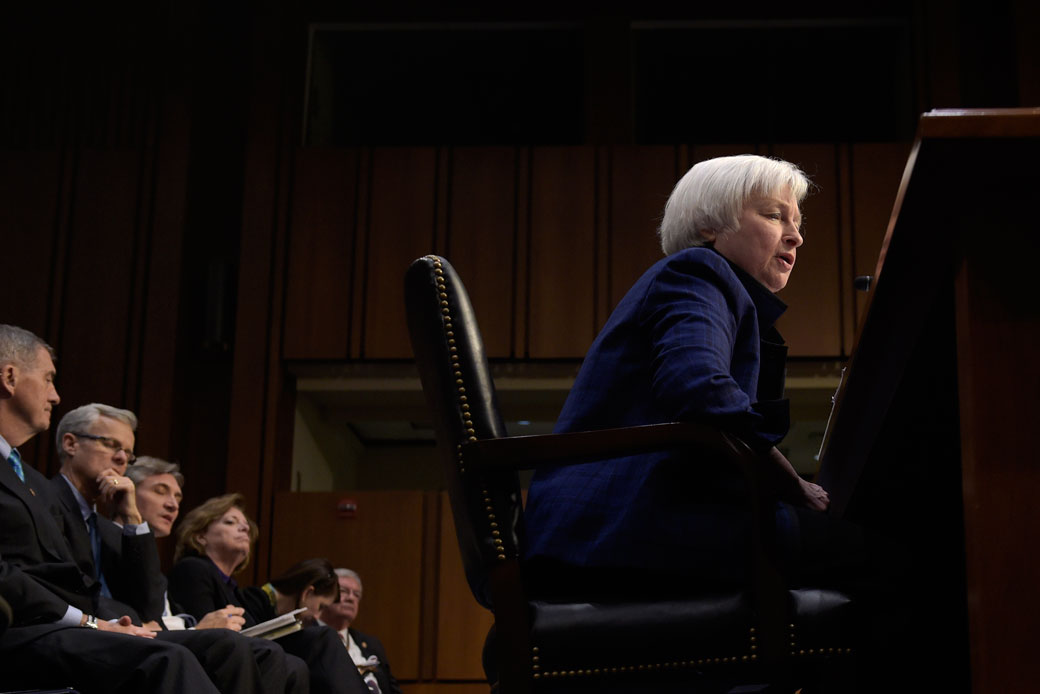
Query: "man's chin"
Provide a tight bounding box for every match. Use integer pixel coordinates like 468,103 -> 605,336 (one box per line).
151,523 -> 172,538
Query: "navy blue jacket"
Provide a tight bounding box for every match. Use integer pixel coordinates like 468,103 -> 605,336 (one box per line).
524,247 -> 790,573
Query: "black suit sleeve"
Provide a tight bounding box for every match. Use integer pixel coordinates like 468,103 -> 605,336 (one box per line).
97,517 -> 165,621
0,468 -> 96,624
167,556 -> 241,622
354,629 -> 402,694
0,553 -> 71,626
41,474 -> 155,622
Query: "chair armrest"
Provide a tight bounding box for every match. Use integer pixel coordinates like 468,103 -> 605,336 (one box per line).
465,421 -> 791,662
461,421 -> 758,472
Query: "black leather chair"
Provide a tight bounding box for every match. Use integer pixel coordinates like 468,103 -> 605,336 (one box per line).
405,254 -> 857,693
0,594 -> 10,640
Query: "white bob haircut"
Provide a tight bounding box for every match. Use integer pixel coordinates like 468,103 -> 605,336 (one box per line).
658,154 -> 811,256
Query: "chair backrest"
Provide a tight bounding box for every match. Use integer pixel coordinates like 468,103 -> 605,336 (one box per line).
0,593 -> 10,638
405,255 -> 524,609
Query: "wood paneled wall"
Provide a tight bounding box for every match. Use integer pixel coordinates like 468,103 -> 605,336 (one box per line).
1,2 -> 242,528
268,491 -> 495,685
236,139 -> 910,589
0,143 -> 186,473
280,142 -> 911,363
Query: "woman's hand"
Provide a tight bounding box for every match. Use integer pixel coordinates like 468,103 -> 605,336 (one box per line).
796,478 -> 830,511
766,446 -> 830,511
196,605 -> 246,631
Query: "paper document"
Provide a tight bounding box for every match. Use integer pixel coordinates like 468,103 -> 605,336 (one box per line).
240,607 -> 307,640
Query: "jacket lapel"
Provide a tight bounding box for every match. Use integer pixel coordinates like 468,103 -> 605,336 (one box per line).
47,475 -> 97,577
0,464 -> 78,565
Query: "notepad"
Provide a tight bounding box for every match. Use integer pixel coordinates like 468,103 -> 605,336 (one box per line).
240,607 -> 307,640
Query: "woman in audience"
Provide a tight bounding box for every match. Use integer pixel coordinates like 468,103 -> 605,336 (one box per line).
243,558 -> 341,627
168,494 -> 371,694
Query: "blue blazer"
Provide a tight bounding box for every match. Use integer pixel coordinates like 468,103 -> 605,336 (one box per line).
524,247 -> 791,574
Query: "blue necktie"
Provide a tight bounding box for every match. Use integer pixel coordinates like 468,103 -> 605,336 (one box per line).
6,448 -> 25,483
87,513 -> 113,598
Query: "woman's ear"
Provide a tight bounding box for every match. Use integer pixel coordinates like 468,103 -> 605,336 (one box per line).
697,228 -> 718,243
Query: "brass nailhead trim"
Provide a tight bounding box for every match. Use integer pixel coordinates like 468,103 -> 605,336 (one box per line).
428,256 -> 507,562
787,621 -> 852,658
531,650 -> 762,679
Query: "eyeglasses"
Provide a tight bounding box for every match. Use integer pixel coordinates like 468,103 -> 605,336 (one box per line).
71,432 -> 136,464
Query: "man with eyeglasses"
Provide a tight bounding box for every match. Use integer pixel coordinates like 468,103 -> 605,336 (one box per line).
318,568 -> 401,694
0,323 -> 301,694
51,403 -> 163,623
48,402 -> 308,694
0,324 -> 222,693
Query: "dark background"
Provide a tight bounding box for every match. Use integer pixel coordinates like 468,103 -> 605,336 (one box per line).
1,0 -> 1036,561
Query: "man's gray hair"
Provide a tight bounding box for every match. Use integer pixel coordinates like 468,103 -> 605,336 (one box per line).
0,324 -> 56,367
55,403 -> 138,460
335,567 -> 363,592
658,154 -> 811,256
127,456 -> 184,488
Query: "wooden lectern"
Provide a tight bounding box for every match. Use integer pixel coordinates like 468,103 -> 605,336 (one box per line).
817,108 -> 1040,693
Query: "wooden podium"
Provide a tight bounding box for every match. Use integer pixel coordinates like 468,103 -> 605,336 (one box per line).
817,108 -> 1040,693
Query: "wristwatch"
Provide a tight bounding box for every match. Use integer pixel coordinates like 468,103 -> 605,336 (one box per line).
81,614 -> 99,630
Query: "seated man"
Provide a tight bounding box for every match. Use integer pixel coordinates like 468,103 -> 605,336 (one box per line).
49,404 -> 307,694
0,323 -> 221,693
318,568 -> 401,694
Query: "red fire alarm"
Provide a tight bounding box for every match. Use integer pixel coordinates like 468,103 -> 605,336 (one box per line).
336,498 -> 358,519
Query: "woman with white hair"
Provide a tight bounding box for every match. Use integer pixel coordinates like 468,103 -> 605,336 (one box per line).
525,154 -> 835,593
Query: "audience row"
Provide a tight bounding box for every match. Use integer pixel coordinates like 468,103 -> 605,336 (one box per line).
0,323 -> 399,694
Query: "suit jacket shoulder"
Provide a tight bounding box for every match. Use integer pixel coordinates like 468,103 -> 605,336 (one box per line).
0,465 -> 94,624
47,475 -> 163,622
350,627 -> 401,694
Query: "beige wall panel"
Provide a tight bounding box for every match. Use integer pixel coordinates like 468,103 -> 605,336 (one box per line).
284,148 -> 360,359
689,144 -> 757,168
435,494 -> 495,680
606,146 -> 677,316
271,491 -> 427,679
402,684 -> 489,694
850,143 -> 913,335
773,144 -> 844,356
527,146 -> 597,358
59,149 -> 140,410
445,147 -> 519,358
363,148 -> 439,358
0,151 -> 61,336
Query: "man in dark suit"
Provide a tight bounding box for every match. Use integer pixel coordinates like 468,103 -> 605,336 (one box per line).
49,401 -> 307,694
318,568 -> 401,694
0,323 -> 222,693
50,403 -> 164,622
